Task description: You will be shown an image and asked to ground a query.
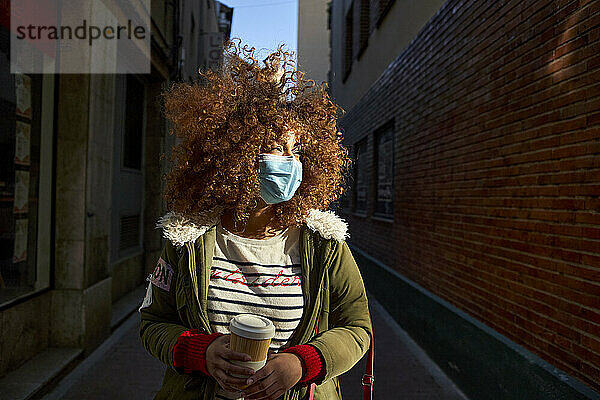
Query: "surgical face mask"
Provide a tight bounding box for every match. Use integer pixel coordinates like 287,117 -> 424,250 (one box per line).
257,153 -> 303,204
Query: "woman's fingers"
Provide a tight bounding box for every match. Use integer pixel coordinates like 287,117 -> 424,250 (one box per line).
243,374 -> 279,400
215,370 -> 247,393
242,367 -> 275,397
220,360 -> 256,377
242,353 -> 303,399
245,362 -> 272,386
270,388 -> 286,400
216,368 -> 251,389
220,347 -> 252,362
207,334 -> 270,394
211,335 -> 251,363
214,375 -> 237,392
216,361 -> 252,381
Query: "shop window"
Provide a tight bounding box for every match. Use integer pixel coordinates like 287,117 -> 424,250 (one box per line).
374,122 -> 395,219
353,138 -> 369,215
0,25 -> 54,306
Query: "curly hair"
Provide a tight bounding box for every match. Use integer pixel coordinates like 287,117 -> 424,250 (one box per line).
160,37 -> 351,232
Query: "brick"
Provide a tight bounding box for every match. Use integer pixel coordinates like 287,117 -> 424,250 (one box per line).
588,111 -> 600,125
335,0 -> 600,392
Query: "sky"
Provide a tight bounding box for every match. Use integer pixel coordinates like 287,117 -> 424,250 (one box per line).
219,0 -> 298,64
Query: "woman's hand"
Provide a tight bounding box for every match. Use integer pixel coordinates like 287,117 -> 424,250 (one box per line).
206,335 -> 256,393
241,352 -> 303,400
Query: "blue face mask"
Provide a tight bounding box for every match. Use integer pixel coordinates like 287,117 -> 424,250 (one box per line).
257,153 -> 303,204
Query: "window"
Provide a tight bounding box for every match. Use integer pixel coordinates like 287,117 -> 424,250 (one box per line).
353,138 -> 369,215
111,75 -> 145,262
338,177 -> 352,212
377,0 -> 396,27
0,23 -> 54,305
343,3 -> 353,81
374,122 -> 395,218
358,0 -> 370,58
338,156 -> 353,213
123,75 -> 144,170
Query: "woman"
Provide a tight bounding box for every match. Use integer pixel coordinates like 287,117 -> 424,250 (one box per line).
139,38 -> 372,400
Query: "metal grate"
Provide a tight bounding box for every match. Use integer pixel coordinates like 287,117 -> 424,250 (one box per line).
119,214 -> 140,253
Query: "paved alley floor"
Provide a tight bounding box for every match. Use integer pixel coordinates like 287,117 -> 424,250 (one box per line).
42,295 -> 468,400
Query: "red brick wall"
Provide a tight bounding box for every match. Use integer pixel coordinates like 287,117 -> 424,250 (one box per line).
339,0 -> 600,391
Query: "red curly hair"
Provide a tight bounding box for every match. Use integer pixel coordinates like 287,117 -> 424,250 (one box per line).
160,37 -> 351,232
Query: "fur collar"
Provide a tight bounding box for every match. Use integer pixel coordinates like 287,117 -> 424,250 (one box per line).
155,206 -> 349,247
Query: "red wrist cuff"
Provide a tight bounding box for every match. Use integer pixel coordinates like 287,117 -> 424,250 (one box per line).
172,329 -> 224,375
281,344 -> 324,383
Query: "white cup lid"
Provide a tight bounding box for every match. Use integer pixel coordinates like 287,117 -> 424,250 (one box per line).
230,314 -> 275,340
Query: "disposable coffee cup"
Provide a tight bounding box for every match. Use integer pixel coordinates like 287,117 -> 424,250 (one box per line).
228,314 -> 275,388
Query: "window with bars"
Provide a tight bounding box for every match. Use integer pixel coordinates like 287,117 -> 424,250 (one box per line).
337,148 -> 353,213
374,122 -> 395,219
358,0 -> 370,58
353,138 -> 369,215
377,0 -> 396,27
343,3 -> 353,82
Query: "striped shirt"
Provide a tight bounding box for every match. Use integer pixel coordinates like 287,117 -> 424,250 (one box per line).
208,222 -> 304,400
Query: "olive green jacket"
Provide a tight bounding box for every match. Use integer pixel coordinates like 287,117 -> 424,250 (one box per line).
139,207 -> 372,400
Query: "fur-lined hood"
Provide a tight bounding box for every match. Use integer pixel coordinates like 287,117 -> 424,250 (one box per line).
155,206 -> 349,247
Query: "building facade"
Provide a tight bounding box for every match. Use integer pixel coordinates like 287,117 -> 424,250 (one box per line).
329,0 -> 600,398
298,0 -> 331,88
0,0 -> 231,396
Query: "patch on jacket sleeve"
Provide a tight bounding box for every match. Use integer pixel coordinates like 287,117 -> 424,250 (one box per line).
150,257 -> 174,291
138,283 -> 153,312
